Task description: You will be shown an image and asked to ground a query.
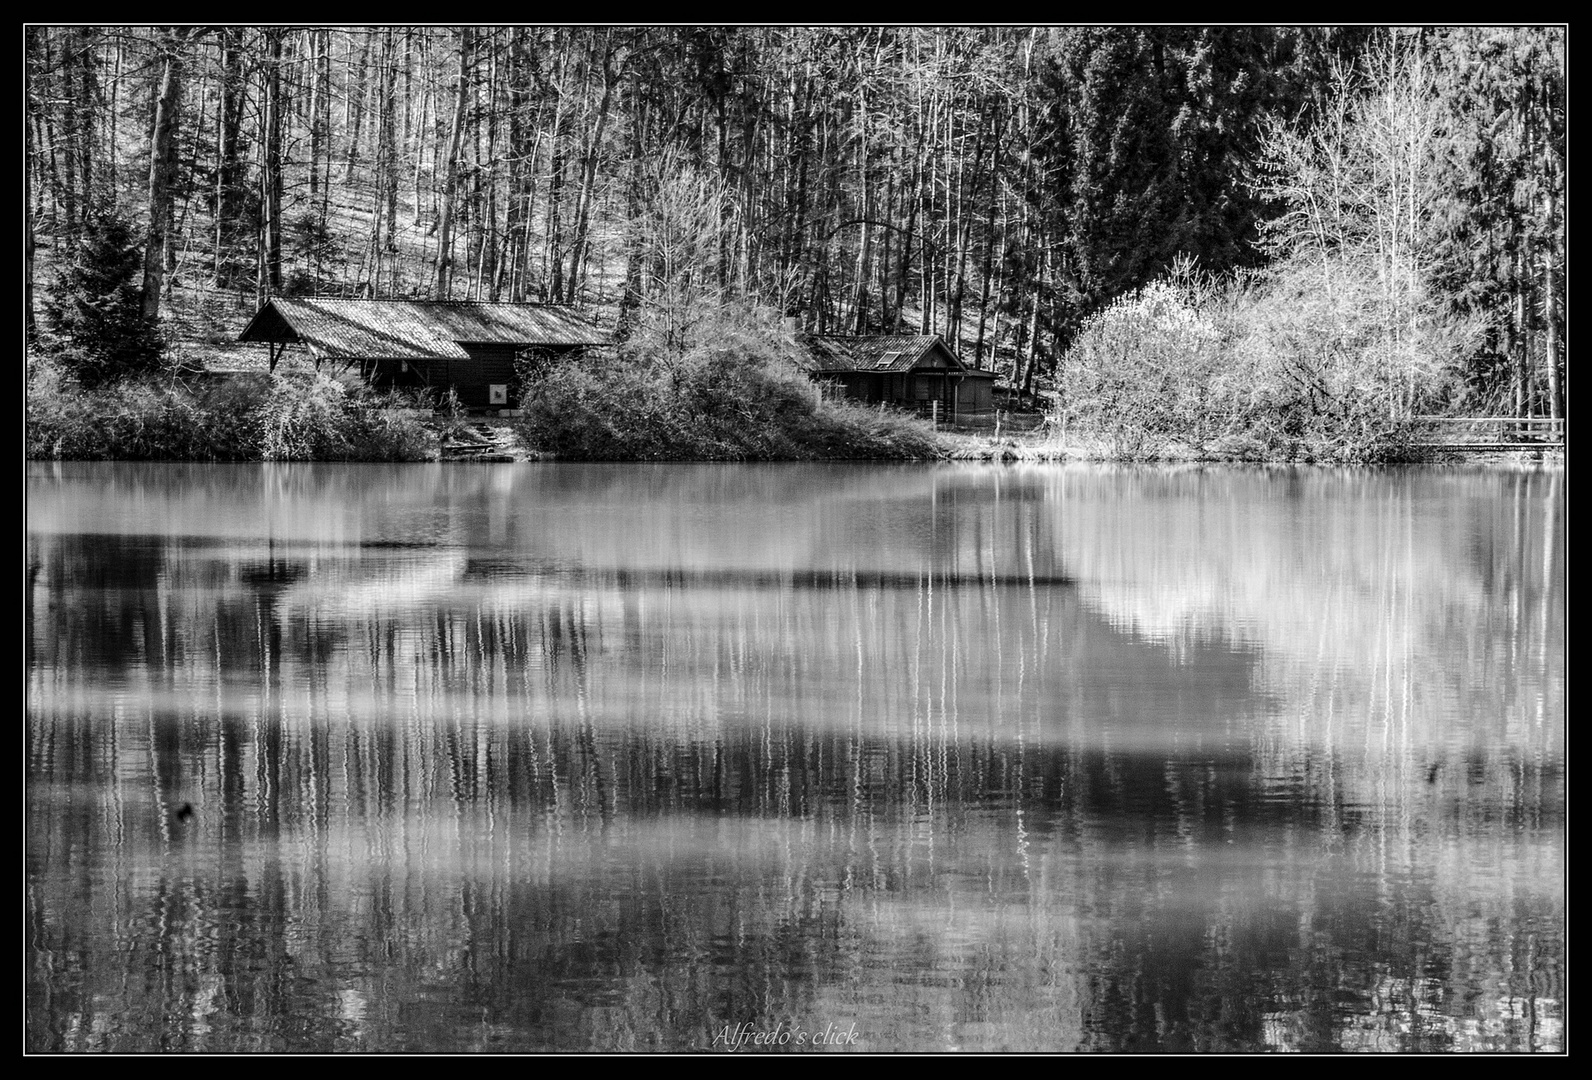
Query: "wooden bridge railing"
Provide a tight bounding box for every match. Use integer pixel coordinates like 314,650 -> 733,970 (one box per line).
1412,416 -> 1566,449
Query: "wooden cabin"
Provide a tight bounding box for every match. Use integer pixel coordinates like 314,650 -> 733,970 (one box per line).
237,298 -> 609,410
800,334 -> 997,417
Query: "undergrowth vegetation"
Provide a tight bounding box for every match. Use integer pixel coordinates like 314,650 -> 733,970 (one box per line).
26,363 -> 436,462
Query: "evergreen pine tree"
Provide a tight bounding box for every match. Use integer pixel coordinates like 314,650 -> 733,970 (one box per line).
39,215 -> 167,388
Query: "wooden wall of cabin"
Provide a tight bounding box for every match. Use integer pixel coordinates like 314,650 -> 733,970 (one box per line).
358,353 -> 516,409
956,377 -> 994,414
453,345 -> 519,408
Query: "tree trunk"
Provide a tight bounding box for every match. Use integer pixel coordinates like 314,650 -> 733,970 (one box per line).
1512,248 -> 1529,417
308,30 -> 329,212
974,113 -> 1004,366
26,88 -> 37,342
615,47 -> 647,340
1017,257 -> 1043,397
412,33 -> 433,223
214,28 -> 245,286
1544,252 -> 1562,427
344,30 -> 372,183
566,31 -> 616,304
24,26 -> 44,340
59,32 -> 80,236
368,27 -> 399,295
893,154 -> 920,333
67,27 -> 99,233
434,27 -> 471,299
143,27 -> 190,323
1542,82 -> 1564,428
261,29 -> 285,296
545,104 -> 566,302
503,28 -> 536,302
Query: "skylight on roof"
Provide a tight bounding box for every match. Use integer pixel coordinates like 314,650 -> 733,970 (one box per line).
874,350 -> 903,369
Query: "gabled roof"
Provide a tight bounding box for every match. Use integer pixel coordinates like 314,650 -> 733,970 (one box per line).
237,298 -> 609,361
800,334 -> 996,376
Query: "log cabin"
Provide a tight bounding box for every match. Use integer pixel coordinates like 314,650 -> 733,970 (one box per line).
237,298 -> 609,410
800,334 -> 997,417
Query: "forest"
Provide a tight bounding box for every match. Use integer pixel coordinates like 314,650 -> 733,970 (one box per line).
23,25 -> 1566,460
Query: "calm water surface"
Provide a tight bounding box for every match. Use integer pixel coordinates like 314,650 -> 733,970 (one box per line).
26,461 -> 1564,1052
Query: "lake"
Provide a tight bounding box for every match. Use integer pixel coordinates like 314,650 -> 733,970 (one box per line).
25,460 -> 1564,1053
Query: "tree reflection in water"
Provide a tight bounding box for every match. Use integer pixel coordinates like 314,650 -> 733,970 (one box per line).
26,462 -> 1563,1052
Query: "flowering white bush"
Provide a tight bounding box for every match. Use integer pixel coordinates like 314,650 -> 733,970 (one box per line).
1057,272 -> 1233,458
1055,255 -> 1470,461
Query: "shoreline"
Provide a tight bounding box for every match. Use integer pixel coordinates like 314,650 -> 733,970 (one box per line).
435,420 -> 1565,466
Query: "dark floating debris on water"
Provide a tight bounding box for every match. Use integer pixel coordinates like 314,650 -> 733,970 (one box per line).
173,802 -> 194,822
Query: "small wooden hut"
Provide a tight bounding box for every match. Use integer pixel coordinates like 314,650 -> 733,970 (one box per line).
800,334 -> 997,417
237,298 -> 608,409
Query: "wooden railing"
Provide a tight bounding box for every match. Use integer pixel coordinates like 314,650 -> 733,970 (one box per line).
1413,416 -> 1566,450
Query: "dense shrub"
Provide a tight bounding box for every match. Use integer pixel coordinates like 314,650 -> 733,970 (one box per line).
1055,257 -> 1471,462
517,350 -> 943,461
1055,276 -> 1235,459
516,310 -> 945,461
25,362 -> 436,462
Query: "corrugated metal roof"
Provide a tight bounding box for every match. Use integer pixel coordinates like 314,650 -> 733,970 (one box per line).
803,335 -> 953,373
238,298 -> 609,360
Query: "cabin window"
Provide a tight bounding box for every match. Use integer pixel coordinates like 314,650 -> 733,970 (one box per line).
489,384 -> 509,405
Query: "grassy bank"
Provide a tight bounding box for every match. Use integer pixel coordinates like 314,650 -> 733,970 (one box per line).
26,365 -> 1465,466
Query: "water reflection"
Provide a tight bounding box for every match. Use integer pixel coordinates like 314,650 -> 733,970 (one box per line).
27,462 -> 1564,1052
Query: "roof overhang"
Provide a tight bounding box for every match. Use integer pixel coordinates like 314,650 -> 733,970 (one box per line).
237,298 -> 609,362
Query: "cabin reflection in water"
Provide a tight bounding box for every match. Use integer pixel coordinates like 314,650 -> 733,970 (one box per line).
25,462 -> 1564,1052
